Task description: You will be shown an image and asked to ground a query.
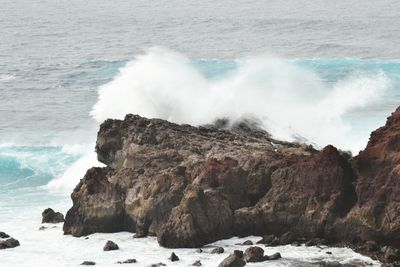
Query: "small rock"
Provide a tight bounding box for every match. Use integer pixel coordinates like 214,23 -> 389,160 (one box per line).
85,237 -> 89,240
150,263 -> 166,267
263,252 -> 281,260
211,247 -> 224,254
256,234 -> 275,244
0,238 -> 20,249
80,261 -> 96,265
234,250 -> 243,258
103,240 -> 119,251
169,252 -> 179,262
192,260 -> 202,266
117,259 -> 137,264
326,251 -> 332,255
291,241 -> 300,246
42,208 -> 64,223
196,248 -> 203,253
241,240 -> 253,246
0,232 -> 10,238
38,226 -> 47,231
244,246 -> 264,262
218,254 -> 246,267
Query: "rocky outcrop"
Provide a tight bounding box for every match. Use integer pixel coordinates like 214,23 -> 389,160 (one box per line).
64,107 -> 400,264
42,208 -> 64,223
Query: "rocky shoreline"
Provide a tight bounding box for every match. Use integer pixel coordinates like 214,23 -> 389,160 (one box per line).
62,106 -> 400,266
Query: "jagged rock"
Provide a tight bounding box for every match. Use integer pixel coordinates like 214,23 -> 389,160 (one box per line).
0,232 -> 10,238
117,259 -> 137,264
42,208 -> 64,223
211,247 -> 224,254
80,262 -> 96,265
103,240 -> 119,251
192,260 -> 202,266
169,252 -> 179,261
0,238 -> 20,249
243,246 -> 264,262
218,254 -> 246,267
62,108 -> 400,261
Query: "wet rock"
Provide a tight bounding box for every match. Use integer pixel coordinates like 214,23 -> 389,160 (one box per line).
218,254 -> 246,267
234,250 -> 243,258
241,240 -> 253,246
150,263 -> 166,267
42,208 -> 64,223
38,226 -> 47,231
0,238 -> 20,249
192,260 -> 202,266
0,232 -> 10,238
256,234 -> 276,245
263,252 -> 281,260
169,252 -> 179,261
62,107 -> 400,259
243,246 -> 264,262
80,261 -> 96,265
211,247 -> 224,254
103,240 -> 119,251
117,259 -> 137,264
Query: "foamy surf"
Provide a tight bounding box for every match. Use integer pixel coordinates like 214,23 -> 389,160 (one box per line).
91,47 -> 390,154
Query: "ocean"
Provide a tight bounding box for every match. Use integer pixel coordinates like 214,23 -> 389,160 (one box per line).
1,0 -> 399,266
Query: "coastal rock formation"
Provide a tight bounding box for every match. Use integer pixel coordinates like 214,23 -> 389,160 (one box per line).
64,107 -> 400,264
42,208 -> 64,223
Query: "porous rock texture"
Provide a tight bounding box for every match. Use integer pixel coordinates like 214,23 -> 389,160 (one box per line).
63,107 -> 400,264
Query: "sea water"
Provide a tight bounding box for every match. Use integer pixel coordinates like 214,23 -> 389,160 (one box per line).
2,0 -> 400,266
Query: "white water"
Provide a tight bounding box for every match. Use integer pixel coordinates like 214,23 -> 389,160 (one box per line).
91,48 -> 389,154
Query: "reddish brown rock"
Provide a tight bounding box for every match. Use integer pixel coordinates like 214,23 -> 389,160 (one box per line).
63,107 -> 400,263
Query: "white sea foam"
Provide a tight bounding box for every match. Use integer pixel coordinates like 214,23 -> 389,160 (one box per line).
91,47 -> 389,154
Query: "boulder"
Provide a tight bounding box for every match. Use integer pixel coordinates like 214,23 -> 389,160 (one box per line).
263,252 -> 281,260
0,238 -> 20,249
42,208 -> 64,223
218,254 -> 246,267
243,246 -> 264,262
211,247 -> 224,254
169,252 -> 179,261
103,240 -> 119,251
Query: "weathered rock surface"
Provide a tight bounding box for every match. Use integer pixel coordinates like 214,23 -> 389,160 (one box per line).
103,240 -> 119,251
42,208 -> 64,223
63,107 -> 400,264
0,238 -> 20,249
218,254 -> 246,267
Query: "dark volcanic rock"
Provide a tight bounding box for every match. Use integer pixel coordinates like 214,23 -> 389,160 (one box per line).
42,208 -> 64,223
63,108 -> 400,262
211,247 -> 224,254
0,238 -> 20,249
169,252 -> 179,261
0,232 -> 10,238
81,261 -> 96,265
117,259 -> 137,264
103,240 -> 119,251
218,254 -> 246,267
243,246 -> 264,262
